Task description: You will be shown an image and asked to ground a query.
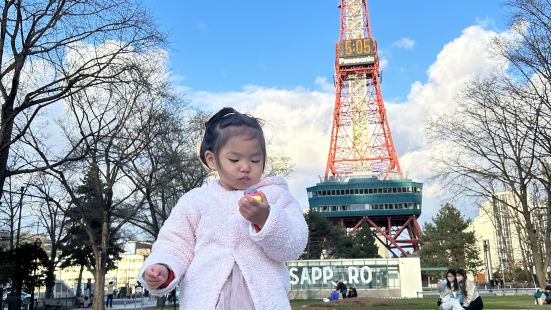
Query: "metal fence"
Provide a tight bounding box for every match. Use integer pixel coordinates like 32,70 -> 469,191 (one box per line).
418,288 -> 537,299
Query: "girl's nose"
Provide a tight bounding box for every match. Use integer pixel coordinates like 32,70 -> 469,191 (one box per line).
240,163 -> 251,172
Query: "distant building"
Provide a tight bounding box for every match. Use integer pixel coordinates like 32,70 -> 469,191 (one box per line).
55,241 -> 152,292
467,192 -> 545,284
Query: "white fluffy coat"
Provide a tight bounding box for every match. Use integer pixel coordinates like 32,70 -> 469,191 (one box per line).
138,176 -> 308,309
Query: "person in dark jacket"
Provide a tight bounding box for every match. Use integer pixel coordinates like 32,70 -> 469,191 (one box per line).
347,287 -> 358,298
336,281 -> 347,299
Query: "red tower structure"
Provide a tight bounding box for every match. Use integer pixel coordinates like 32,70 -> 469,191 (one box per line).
326,0 -> 400,178
308,0 -> 422,257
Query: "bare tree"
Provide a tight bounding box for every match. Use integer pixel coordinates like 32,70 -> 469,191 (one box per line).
27,173 -> 70,299
428,1 -> 551,287
26,50 -> 170,309
0,175 -> 31,250
122,105 -> 209,240
496,0 -> 551,284
428,72 -> 549,286
0,0 -> 164,199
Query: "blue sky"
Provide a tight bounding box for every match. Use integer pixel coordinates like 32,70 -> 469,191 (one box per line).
144,1 -> 506,100
141,1 -> 511,223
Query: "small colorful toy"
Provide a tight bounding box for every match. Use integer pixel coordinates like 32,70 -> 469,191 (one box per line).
244,187 -> 263,202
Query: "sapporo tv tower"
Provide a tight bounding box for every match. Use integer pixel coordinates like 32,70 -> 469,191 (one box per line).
307,0 -> 422,257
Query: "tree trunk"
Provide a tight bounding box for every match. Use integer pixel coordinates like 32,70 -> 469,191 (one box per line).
92,211 -> 110,310
76,264 -> 84,297
522,207 -> 546,287
45,260 -> 56,299
0,96 -> 16,199
93,259 -> 105,310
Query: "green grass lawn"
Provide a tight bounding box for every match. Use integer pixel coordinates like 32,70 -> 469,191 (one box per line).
290,295 -> 547,309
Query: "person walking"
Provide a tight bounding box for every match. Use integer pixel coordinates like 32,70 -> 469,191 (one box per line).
105,281 -> 114,308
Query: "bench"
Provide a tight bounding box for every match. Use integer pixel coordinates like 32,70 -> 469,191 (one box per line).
43,299 -> 62,310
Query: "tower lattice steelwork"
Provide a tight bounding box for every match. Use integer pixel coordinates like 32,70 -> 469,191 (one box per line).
308,0 -> 422,257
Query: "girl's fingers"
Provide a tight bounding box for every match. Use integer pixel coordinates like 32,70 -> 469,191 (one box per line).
146,269 -> 159,278
145,269 -> 165,282
239,205 -> 251,217
259,192 -> 267,203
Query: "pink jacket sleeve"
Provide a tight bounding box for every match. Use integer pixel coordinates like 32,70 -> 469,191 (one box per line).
248,187 -> 308,262
138,194 -> 199,295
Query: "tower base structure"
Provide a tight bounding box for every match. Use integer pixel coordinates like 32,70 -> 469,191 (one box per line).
307,176 -> 422,257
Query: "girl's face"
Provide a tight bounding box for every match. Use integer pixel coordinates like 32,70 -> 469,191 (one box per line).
447,273 -> 456,282
456,274 -> 464,282
205,136 -> 264,191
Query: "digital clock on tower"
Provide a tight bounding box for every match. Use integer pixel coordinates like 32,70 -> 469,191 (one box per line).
338,38 -> 376,66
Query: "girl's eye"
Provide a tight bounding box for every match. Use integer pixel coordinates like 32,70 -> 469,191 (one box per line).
229,159 -> 239,163
251,160 -> 260,163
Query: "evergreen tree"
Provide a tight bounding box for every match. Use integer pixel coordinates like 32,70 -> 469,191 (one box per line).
419,203 -> 481,272
300,210 -> 334,259
0,243 -> 48,309
301,211 -> 380,259
352,224 -> 380,258
58,165 -> 123,295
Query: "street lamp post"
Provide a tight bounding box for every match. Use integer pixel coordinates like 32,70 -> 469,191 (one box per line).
482,239 -> 493,287
0,281 -> 4,310
29,237 -> 42,310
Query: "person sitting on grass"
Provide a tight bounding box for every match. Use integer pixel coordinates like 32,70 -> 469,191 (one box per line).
438,269 -> 463,310
544,285 -> 551,304
330,289 -> 340,301
336,281 -> 347,299
534,288 -> 544,305
347,287 -> 358,298
456,269 -> 483,310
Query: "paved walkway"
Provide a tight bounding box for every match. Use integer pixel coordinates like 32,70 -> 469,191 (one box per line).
70,298 -> 161,310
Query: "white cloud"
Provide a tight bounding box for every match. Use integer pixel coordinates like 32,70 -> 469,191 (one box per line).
385,25 -> 509,220
393,38 -> 415,50
314,76 -> 334,93
379,57 -> 389,71
177,24 -> 510,223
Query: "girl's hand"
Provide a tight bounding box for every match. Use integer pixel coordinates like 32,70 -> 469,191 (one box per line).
239,191 -> 270,229
143,264 -> 169,289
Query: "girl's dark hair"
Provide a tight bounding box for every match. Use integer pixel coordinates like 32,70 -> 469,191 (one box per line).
446,269 -> 458,291
457,269 -> 468,297
199,107 -> 266,170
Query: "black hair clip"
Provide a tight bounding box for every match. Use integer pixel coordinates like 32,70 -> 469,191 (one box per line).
205,107 -> 238,127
